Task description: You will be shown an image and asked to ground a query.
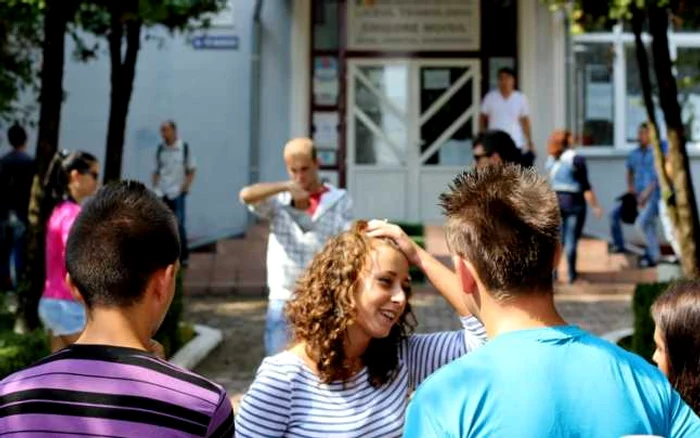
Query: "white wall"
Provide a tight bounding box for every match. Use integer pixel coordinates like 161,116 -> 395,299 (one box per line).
2,0 -> 293,246
257,0 -> 292,183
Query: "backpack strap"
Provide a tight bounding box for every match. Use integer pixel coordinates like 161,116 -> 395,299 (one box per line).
156,143 -> 165,174
157,142 -> 190,173
183,142 -> 189,170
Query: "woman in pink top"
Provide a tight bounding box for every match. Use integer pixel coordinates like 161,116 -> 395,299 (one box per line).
38,150 -> 99,352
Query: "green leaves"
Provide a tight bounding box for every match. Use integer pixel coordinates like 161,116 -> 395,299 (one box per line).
543,0 -> 700,32
0,0 -> 43,121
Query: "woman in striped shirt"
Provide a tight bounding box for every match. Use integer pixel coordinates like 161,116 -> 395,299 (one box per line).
235,220 -> 486,437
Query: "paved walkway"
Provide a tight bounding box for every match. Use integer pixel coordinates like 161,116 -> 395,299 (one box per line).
184,224 -> 655,410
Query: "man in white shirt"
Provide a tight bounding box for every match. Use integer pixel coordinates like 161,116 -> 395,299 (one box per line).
239,138 -> 352,355
152,120 -> 196,266
480,68 -> 535,166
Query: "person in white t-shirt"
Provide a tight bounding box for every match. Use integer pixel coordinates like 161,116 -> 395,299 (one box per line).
480,67 -> 535,166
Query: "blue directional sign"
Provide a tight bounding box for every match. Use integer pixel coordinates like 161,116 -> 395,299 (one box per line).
191,35 -> 239,50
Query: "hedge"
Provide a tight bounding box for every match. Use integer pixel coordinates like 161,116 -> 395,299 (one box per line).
630,282 -> 669,362
0,329 -> 50,379
395,222 -> 424,238
394,224 -> 427,284
154,269 -> 184,358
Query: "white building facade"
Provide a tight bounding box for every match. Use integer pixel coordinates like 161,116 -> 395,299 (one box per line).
5,0 -> 700,246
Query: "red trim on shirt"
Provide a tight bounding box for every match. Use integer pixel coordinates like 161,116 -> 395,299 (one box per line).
307,186 -> 329,216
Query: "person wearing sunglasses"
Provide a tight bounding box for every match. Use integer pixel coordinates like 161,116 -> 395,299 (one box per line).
472,130 -> 524,169
39,150 -> 100,352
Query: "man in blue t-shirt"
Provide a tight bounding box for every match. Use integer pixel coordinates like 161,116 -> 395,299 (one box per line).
403,165 -> 700,438
610,122 -> 661,267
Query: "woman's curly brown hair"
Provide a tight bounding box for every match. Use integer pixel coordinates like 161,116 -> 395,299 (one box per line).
286,220 -> 417,387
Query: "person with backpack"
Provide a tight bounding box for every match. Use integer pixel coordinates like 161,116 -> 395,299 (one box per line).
153,120 -> 196,266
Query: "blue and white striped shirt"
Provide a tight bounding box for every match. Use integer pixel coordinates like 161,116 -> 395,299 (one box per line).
235,316 -> 486,437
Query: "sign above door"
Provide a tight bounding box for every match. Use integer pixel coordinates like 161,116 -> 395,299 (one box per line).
346,0 -> 480,52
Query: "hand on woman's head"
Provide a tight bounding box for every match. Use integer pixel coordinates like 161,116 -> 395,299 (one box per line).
365,220 -> 420,266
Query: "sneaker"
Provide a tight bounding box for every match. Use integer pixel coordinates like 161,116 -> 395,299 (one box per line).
608,243 -> 626,254
637,256 -> 657,268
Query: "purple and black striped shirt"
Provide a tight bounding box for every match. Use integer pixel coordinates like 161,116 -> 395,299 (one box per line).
0,344 -> 234,437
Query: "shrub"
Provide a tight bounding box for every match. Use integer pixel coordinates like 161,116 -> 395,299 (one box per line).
631,282 -> 669,362
0,329 -> 50,379
154,269 -> 184,358
395,222 -> 424,238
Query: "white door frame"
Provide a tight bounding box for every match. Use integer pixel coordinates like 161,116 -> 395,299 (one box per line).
347,58 -> 481,222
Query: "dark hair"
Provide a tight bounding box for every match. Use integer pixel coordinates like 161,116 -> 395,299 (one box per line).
440,164 -> 561,299
164,120 -> 177,131
473,130 -> 522,165
498,67 -> 516,78
548,130 -> 573,159
7,123 -> 27,149
66,180 -> 180,308
41,150 -> 98,220
651,280 -> 700,414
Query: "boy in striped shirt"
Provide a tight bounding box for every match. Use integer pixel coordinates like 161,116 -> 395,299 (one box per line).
0,181 -> 234,437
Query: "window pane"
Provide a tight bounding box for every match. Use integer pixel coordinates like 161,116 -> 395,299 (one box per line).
573,43 -> 614,146
419,66 -> 474,166
625,44 -> 665,143
313,0 -> 339,50
353,65 -> 408,165
678,47 -> 700,143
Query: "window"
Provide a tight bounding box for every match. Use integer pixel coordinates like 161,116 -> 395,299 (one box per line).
313,0 -> 339,50
572,42 -> 615,146
571,21 -> 700,150
625,43 -> 664,143
677,47 -> 700,143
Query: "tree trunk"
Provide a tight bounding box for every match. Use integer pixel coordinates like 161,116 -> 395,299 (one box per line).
630,6 -> 679,257
103,12 -> 141,183
649,5 -> 700,277
16,0 -> 75,331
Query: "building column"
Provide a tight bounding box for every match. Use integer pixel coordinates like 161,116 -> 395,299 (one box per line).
290,0 -> 311,138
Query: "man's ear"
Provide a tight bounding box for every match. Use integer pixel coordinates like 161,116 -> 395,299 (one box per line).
454,256 -> 477,296
153,263 -> 177,303
65,274 -> 85,305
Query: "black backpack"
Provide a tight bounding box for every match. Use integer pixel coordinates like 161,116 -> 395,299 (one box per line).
617,192 -> 639,224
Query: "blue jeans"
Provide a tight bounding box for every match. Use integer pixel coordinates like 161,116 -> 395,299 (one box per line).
0,215 -> 26,289
610,200 -> 660,262
561,204 -> 586,282
265,299 -> 290,356
163,194 -> 189,263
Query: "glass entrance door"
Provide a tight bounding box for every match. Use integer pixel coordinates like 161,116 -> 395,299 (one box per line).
347,59 -> 481,222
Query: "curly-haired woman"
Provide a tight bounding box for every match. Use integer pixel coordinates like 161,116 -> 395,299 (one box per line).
235,220 -> 486,437
652,280 -> 700,414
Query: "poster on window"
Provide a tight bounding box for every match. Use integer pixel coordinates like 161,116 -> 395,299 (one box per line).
317,149 -> 338,167
312,111 -> 339,149
314,57 -> 339,106
346,0 -> 480,51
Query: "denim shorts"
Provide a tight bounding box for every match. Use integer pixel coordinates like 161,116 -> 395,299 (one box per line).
38,298 -> 86,336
